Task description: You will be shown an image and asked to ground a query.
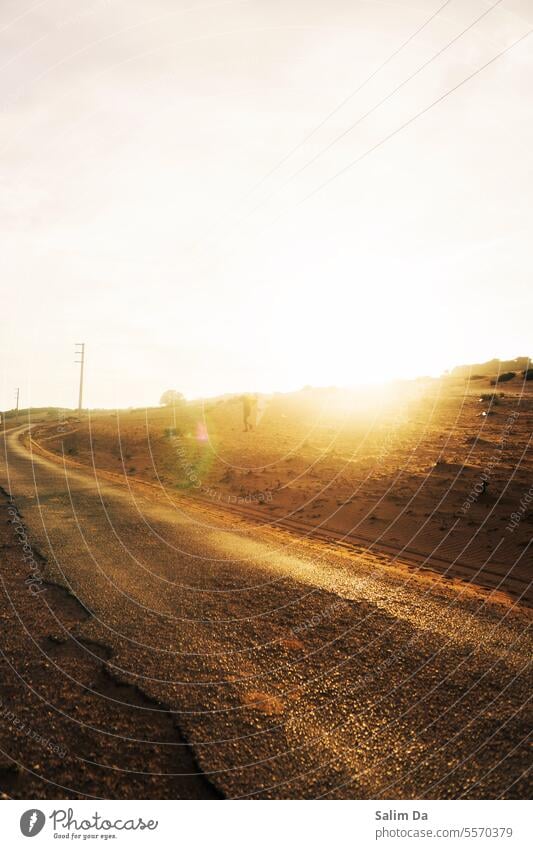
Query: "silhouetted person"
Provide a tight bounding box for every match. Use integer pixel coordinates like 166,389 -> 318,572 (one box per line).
242,395 -> 252,432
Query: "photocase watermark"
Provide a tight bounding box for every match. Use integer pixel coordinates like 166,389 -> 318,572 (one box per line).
205,485 -> 273,506
506,483 -> 533,533
55,407 -> 70,434
170,433 -> 273,505
19,807 -> 159,838
0,697 -> 67,759
51,807 -> 158,834
459,409 -> 519,515
7,498 -> 47,595
20,809 -> 46,837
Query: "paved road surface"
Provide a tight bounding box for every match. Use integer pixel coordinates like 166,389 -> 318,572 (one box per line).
0,426 -> 531,798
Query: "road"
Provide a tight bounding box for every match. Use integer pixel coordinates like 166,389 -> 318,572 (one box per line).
0,425 -> 531,799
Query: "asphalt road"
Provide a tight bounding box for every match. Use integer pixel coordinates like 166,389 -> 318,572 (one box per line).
0,425 -> 531,799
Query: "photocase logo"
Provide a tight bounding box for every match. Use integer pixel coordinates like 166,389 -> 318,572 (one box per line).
20,809 -> 46,837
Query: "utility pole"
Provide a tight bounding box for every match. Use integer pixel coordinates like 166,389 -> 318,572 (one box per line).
75,343 -> 85,415
15,387 -> 20,425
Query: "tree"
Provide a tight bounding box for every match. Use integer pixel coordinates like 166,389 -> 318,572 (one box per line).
160,390 -> 185,406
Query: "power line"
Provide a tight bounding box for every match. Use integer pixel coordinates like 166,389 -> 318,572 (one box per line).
237,0 -> 505,226
265,27 -> 531,228
241,0 -> 456,200
204,0 -> 458,241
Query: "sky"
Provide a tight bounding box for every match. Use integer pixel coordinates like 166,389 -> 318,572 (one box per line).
1,0 -> 532,409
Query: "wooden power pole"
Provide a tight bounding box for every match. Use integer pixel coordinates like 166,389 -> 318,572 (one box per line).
75,343 -> 85,415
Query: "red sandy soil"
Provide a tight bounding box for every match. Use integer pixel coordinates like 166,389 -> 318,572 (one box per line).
31,376 -> 532,604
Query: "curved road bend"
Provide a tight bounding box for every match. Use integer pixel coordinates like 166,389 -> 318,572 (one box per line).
1,426 -> 531,799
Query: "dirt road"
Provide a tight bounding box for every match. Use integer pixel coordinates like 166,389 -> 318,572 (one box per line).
0,425 -> 530,799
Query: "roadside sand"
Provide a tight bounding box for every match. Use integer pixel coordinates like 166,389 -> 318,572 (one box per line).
32,377 -> 532,604
0,490 -> 221,799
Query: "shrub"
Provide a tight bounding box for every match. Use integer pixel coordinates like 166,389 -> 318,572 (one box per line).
490,372 -> 516,385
